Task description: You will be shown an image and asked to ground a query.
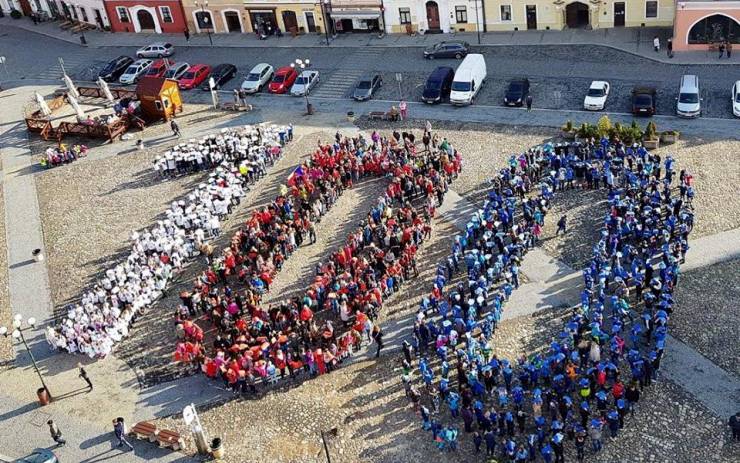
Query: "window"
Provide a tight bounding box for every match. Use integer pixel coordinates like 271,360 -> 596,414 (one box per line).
80,7 -> 88,22
160,6 -> 173,23
645,1 -> 657,18
116,6 -> 129,22
195,11 -> 213,29
399,7 -> 411,25
455,6 -> 467,23
500,5 -> 512,21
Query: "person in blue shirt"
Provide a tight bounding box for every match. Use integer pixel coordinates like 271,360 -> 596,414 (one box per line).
540,442 -> 554,463
484,429 -> 497,457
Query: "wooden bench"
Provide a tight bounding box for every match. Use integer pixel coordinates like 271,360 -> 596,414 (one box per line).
130,421 -> 157,442
369,111 -> 386,120
155,429 -> 184,451
59,21 -> 74,30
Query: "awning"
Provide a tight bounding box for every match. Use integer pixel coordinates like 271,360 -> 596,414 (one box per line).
329,10 -> 381,20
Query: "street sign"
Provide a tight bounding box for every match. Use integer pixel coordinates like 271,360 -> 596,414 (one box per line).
395,73 -> 402,82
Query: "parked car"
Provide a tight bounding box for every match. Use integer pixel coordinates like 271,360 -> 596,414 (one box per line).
14,448 -> 59,463
631,86 -> 657,116
119,58 -> 153,85
422,66 -> 455,104
733,81 -> 740,117
98,56 -> 134,82
136,42 -> 174,58
676,74 -> 701,118
241,63 -> 274,93
450,54 -> 486,106
179,64 -> 211,89
504,78 -> 530,106
352,73 -> 383,101
268,66 -> 299,94
142,58 -> 174,78
201,63 -> 237,90
423,41 -> 470,59
290,70 -> 319,96
583,80 -> 610,111
163,62 -> 190,80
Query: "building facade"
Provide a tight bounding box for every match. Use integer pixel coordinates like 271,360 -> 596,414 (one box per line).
179,1 -> 327,35
672,1 -> 739,50
49,0 -> 110,26
104,0 -> 188,33
385,0 -> 483,34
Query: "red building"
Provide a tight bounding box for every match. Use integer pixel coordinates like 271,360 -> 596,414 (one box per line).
104,0 -> 187,33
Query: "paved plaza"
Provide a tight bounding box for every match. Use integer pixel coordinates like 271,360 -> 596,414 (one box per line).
0,22 -> 739,463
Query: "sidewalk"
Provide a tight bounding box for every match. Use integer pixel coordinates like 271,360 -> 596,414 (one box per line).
2,17 -> 738,65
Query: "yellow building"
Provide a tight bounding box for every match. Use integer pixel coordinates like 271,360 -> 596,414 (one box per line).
183,0 -> 327,35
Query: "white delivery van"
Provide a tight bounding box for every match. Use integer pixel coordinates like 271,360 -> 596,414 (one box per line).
449,54 -> 486,106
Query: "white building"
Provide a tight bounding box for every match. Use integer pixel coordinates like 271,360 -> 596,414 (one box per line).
50,0 -> 109,26
384,0 -> 484,34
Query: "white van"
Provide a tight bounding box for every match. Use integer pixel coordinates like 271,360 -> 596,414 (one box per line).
449,54 -> 486,106
676,74 -> 701,118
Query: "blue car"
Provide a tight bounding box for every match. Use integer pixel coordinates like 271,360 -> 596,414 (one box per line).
15,449 -> 58,463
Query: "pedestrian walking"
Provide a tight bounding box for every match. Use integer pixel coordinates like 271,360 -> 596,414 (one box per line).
113,417 -> 134,451
718,41 -> 726,59
653,36 -> 660,52
730,411 -> 740,441
170,120 -> 181,137
667,38 -> 673,58
556,214 -> 567,235
78,363 -> 93,390
183,28 -> 190,42
399,100 -> 408,120
371,325 -> 384,358
727,41 -> 732,59
47,420 -> 66,447
525,94 -> 533,111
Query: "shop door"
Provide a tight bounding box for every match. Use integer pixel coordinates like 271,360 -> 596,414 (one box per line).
19,0 -> 33,16
224,11 -> 241,32
282,10 -> 298,33
305,12 -> 316,32
614,2 -> 625,27
526,5 -> 537,30
426,1 -> 440,30
137,9 -> 156,30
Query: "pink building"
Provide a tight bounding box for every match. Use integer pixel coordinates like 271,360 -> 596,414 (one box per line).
673,1 -> 740,51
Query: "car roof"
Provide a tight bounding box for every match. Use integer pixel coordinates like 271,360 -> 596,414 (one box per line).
147,42 -> 169,47
213,63 -> 234,71
679,75 -> 699,91
300,70 -> 317,77
132,59 -> 151,66
360,74 -> 379,80
430,66 -> 454,78
275,66 -> 294,74
250,63 -> 271,72
590,80 -> 608,88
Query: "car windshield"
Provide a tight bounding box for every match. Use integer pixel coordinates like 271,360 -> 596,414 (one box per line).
635,95 -> 652,105
247,73 -> 260,81
164,69 -> 178,77
295,76 -> 307,85
425,80 -> 440,89
125,66 -> 137,74
182,71 -> 195,79
588,88 -> 605,97
679,93 -> 699,104
451,81 -> 471,92
736,93 -> 740,103
508,83 -> 523,92
273,74 -> 285,83
357,80 -> 371,89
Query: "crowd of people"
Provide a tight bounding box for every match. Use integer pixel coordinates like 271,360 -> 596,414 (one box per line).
402,138 -> 695,461
174,127 -> 463,393
46,124 -> 290,357
40,143 -> 89,168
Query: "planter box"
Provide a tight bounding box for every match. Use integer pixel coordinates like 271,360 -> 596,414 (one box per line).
561,130 -> 576,140
660,132 -> 679,144
642,138 -> 660,150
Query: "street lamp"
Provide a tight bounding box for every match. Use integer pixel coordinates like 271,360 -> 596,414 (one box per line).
472,0 -> 481,45
76,5 -> 87,45
1,315 -> 53,401
318,0 -> 330,46
290,58 -> 313,114
194,1 -> 213,46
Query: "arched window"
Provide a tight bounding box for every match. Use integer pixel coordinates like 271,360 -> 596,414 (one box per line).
688,14 -> 739,44
195,11 -> 214,30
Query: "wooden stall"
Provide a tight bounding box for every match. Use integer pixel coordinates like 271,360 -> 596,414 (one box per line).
135,77 -> 183,122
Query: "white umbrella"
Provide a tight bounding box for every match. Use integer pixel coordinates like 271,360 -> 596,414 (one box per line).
63,74 -> 79,99
35,92 -> 52,117
97,77 -> 115,104
67,93 -> 86,120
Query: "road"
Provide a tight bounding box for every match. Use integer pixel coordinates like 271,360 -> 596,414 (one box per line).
2,26 -> 740,120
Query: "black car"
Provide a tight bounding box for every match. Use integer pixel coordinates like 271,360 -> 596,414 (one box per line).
98,56 -> 134,82
201,63 -> 237,90
504,78 -> 530,106
631,86 -> 657,116
423,41 -> 470,59
422,66 -> 455,104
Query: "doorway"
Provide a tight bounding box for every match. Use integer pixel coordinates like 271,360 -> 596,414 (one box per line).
224,11 -> 241,32
137,9 -> 156,30
565,2 -> 589,28
426,1 -> 440,31
282,10 -> 298,33
614,2 -> 625,27
526,5 -> 537,30
18,0 -> 32,16
94,8 -> 104,28
305,12 -> 316,33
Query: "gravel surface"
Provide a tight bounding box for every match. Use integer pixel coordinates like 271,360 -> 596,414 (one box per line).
672,258 -> 740,378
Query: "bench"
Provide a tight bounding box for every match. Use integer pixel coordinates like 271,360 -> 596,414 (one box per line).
59,21 -> 74,30
369,111 -> 386,120
155,429 -> 184,451
130,421 -> 157,442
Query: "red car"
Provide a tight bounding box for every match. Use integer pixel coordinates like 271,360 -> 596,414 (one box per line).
268,66 -> 298,94
179,64 -> 211,90
142,58 -> 173,78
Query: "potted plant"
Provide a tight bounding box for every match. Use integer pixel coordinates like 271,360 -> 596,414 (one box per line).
660,130 -> 679,144
561,120 -> 576,140
642,121 -> 660,149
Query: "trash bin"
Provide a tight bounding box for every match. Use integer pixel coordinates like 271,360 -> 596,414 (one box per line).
347,111 -> 355,122
32,248 -> 44,262
37,387 -> 50,406
306,103 -> 314,115
211,437 -> 224,459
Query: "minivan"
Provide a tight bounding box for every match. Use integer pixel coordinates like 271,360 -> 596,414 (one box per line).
676,75 -> 701,118
449,54 -> 486,106
422,66 -> 455,104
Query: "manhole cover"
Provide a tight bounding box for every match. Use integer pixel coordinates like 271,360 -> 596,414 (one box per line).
29,410 -> 52,427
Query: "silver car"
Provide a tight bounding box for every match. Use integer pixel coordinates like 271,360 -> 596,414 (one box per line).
119,59 -> 153,85
241,63 -> 274,94
290,70 -> 319,96
137,42 -> 175,58
353,74 -> 383,101
163,62 -> 190,80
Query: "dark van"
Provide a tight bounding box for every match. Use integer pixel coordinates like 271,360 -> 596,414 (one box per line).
422,66 -> 455,104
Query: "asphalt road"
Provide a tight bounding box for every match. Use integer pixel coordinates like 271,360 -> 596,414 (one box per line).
2,26 -> 739,119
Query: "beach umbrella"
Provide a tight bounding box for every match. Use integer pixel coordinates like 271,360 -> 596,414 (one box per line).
63,74 -> 79,99
97,77 -> 115,104
34,92 -> 52,117
67,93 -> 86,120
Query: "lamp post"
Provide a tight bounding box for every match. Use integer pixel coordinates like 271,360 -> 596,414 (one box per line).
473,0 -> 481,44
291,58 -> 313,114
76,5 -> 87,45
194,1 -> 213,46
1,314 -> 53,401
318,0 -> 330,46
